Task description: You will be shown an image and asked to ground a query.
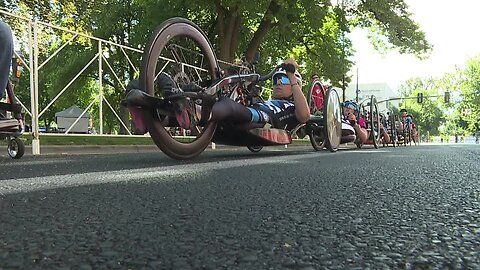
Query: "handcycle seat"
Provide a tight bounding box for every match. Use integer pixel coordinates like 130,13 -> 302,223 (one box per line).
0,118 -> 20,130
341,134 -> 356,144
249,128 -> 292,144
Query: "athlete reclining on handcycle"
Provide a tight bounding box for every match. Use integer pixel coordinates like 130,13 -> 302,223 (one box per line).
341,100 -> 368,144
159,58 -> 311,131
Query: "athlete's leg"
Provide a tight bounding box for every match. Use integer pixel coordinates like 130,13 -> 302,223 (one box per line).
210,97 -> 252,123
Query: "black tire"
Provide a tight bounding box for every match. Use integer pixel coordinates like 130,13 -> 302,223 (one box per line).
139,18 -> 219,160
380,114 -> 386,147
356,141 -> 363,149
323,89 -> 342,152
7,138 -> 25,159
389,115 -> 397,147
407,124 -> 412,146
247,146 -> 263,152
309,122 -> 326,151
307,81 -> 326,115
369,95 -> 381,149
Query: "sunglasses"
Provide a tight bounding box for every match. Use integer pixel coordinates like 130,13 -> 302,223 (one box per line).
273,74 -> 290,85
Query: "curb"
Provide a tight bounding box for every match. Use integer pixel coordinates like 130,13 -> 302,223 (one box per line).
22,143 -> 313,156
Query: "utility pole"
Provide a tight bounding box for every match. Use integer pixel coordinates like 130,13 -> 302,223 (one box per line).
341,0 -> 346,102
355,68 -> 359,102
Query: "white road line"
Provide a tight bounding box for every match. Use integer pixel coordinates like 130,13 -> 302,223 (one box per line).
0,153 -> 317,195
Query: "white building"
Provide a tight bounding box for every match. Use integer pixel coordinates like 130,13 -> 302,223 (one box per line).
55,105 -> 90,133
345,83 -> 400,112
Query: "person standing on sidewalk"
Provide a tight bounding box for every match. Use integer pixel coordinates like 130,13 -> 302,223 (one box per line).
0,19 -> 14,99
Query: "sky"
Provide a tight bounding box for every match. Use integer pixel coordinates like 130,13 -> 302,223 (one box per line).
348,0 -> 480,92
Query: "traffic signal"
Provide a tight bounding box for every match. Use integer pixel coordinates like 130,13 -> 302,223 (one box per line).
444,91 -> 450,103
417,93 -> 424,103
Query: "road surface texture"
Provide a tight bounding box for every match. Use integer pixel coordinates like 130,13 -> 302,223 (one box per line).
1,144 -> 479,269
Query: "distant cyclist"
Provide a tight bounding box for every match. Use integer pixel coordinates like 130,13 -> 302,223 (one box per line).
398,109 -> 413,136
342,100 -> 368,144
408,113 -> 418,144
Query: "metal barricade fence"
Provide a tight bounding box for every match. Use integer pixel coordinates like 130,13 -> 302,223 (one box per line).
1,9 -> 271,155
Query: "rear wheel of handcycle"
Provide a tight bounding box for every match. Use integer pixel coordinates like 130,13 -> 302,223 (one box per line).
322,89 -> 342,152
308,81 -> 327,151
369,95 -> 381,149
7,137 -> 25,159
355,141 -> 363,149
407,124 -> 412,146
389,115 -> 397,147
247,146 -> 263,152
307,81 -> 326,115
139,18 -> 220,160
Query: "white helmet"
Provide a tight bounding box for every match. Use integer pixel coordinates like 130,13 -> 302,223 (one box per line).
272,68 -> 302,89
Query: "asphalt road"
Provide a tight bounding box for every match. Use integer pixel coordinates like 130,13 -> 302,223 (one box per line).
0,144 -> 479,269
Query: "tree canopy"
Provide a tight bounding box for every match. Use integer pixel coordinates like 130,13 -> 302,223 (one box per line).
2,0 -> 432,133
397,55 -> 480,139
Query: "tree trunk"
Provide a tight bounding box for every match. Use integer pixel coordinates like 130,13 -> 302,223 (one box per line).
245,0 -> 280,63
215,1 -> 242,64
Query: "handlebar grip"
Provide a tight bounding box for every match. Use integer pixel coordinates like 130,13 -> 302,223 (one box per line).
258,68 -> 277,82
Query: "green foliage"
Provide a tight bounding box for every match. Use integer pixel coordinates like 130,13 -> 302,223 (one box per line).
400,57 -> 480,137
356,0 -> 431,58
6,0 -> 431,134
458,56 -> 480,133
398,77 -> 445,136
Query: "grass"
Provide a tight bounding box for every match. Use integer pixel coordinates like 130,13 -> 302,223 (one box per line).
1,134 -> 155,146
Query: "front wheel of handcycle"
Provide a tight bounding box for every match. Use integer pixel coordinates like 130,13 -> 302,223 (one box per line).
323,89 -> 342,152
369,95 -> 381,149
7,137 -> 25,159
139,18 -> 220,160
247,146 -> 263,153
308,121 -> 325,151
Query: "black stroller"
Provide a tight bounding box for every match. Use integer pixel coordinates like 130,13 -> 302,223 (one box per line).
0,54 -> 25,159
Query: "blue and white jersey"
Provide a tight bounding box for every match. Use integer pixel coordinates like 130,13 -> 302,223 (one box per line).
248,99 -> 298,129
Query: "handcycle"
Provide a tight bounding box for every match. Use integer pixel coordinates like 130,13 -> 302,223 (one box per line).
347,95 -> 381,149
397,116 -> 413,146
380,112 -> 397,147
0,54 -> 25,158
122,17 -> 342,160
306,76 -> 331,150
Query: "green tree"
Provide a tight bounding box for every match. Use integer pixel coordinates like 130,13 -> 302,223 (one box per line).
459,56 -> 480,133
9,0 -> 432,133
398,77 -> 445,136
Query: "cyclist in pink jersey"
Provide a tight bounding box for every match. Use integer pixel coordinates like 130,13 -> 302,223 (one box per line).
342,100 -> 368,144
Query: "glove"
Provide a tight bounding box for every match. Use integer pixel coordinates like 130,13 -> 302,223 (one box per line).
126,79 -> 140,92
182,82 -> 203,92
279,63 -> 296,74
